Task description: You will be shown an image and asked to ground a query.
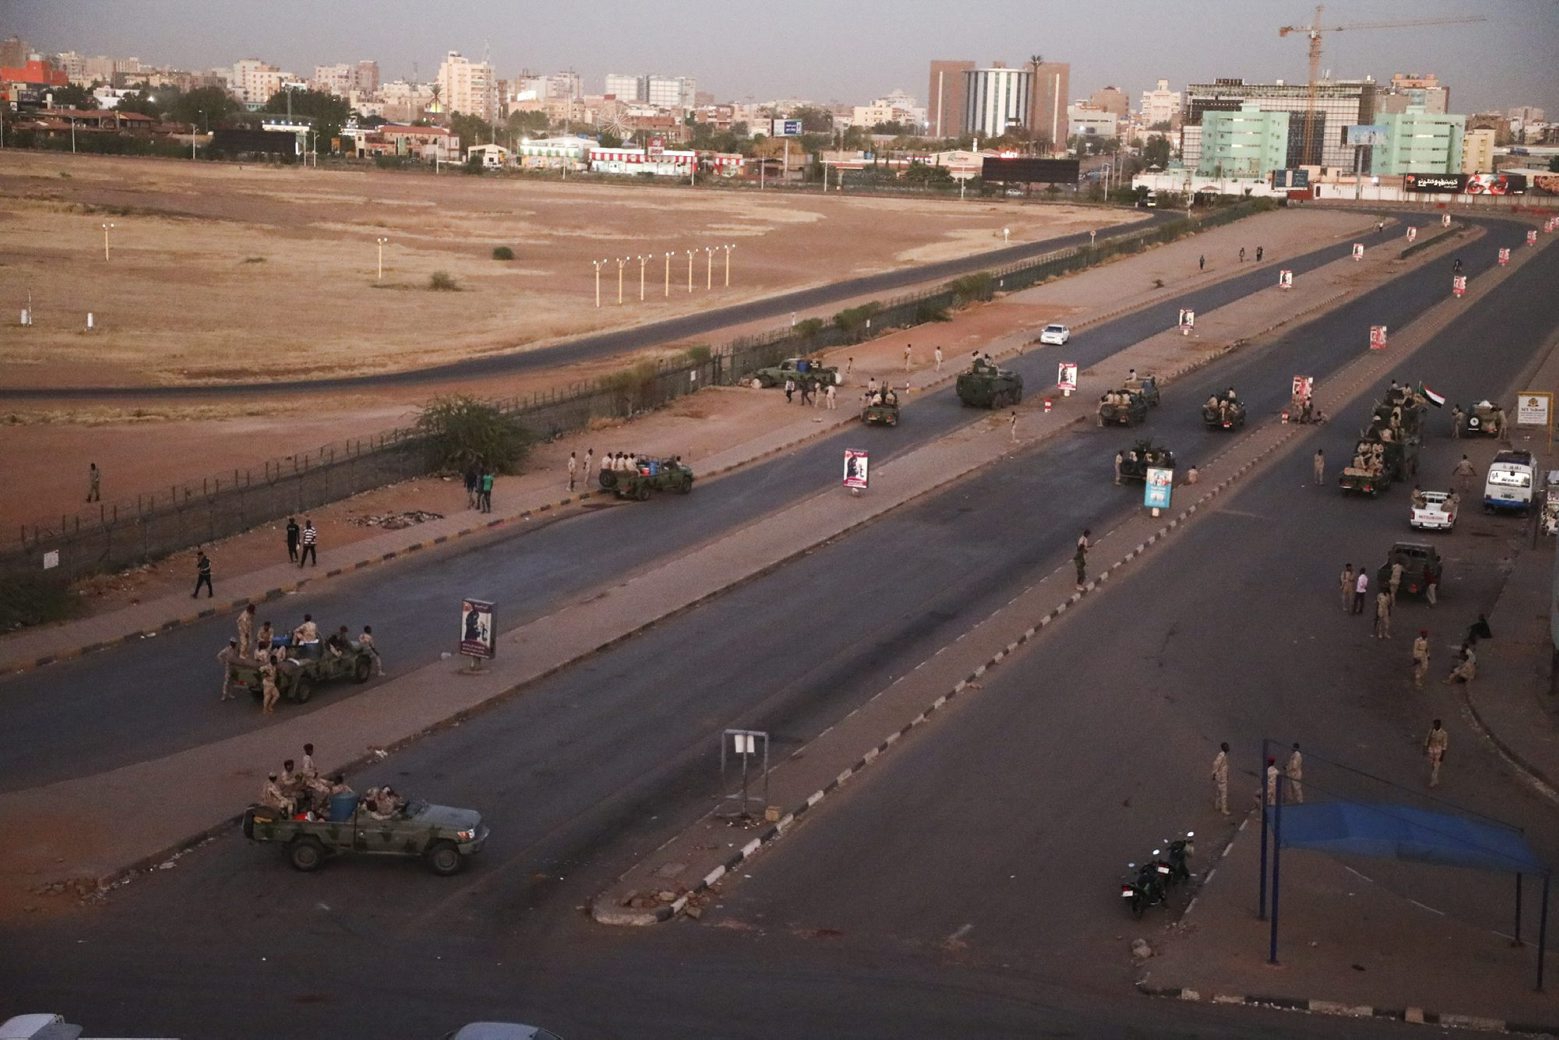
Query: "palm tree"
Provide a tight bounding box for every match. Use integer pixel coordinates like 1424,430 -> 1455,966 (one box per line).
1027,54 -> 1044,154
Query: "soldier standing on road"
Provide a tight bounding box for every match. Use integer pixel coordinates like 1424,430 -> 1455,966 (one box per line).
1238,247 -> 1246,263
1375,589 -> 1393,639
1450,405 -> 1464,438
236,605 -> 255,660
1340,564 -> 1355,612
1198,254 -> 1205,271
259,660 -> 280,714
298,519 -> 318,565
1211,742 -> 1230,815
286,516 -> 300,561
1353,569 -> 1369,614
1423,719 -> 1449,787
1389,560 -> 1405,600
87,462 -> 101,503
568,451 -> 577,492
1424,560 -> 1440,606
1256,246 -> 1264,262
1453,454 -> 1476,492
1313,449 -> 1326,486
1114,451 -> 1124,485
1412,629 -> 1431,689
934,345 -> 943,372
584,448 -> 594,487
192,550 -> 213,598
360,624 -> 384,676
845,357 -> 854,379
255,620 -> 273,659
1285,743 -> 1304,804
217,638 -> 241,701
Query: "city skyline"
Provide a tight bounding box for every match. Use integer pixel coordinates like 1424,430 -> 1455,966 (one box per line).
8,0 -> 1558,115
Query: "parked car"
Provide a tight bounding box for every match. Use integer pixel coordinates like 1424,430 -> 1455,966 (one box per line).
1410,490 -> 1458,531
1038,323 -> 1071,346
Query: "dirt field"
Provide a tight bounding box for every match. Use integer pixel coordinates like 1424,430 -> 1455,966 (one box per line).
0,151 -> 1128,389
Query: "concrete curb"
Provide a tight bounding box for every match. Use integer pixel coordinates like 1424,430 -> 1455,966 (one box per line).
1134,981 -> 1555,1037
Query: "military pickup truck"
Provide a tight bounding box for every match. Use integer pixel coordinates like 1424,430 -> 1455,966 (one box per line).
1123,373 -> 1160,407
1117,439 -> 1176,482
746,356 -> 841,389
861,387 -> 900,426
1385,542 -> 1442,599
1202,395 -> 1246,430
956,360 -> 1023,408
229,639 -> 374,705
243,795 -> 489,875
1097,389 -> 1148,427
1458,400 -> 1506,438
597,457 -> 694,499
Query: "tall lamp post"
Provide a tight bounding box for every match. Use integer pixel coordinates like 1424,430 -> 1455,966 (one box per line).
616,256 -> 628,305
592,258 -> 607,308
101,222 -> 115,260
375,236 -> 388,282
663,251 -> 673,298
192,109 -> 204,160
637,254 -> 650,301
685,249 -> 695,293
722,243 -> 735,287
704,246 -> 714,290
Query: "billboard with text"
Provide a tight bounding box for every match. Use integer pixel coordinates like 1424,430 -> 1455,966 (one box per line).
981,157 -> 1080,184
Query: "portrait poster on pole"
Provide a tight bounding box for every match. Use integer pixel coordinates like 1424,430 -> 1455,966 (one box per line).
843,450 -> 870,489
1057,362 -> 1078,391
1369,325 -> 1388,350
460,599 -> 496,660
1143,467 -> 1173,510
1278,269 -> 1293,289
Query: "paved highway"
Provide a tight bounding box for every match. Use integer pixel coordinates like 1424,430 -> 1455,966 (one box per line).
2,219 -> 1547,1038
0,219 -> 1412,790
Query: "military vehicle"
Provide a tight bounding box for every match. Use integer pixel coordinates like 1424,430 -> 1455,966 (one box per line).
956,359 -> 1024,408
598,457 -> 694,499
1385,541 -> 1443,598
229,638 -> 374,705
1097,389 -> 1148,427
1458,400 -> 1505,437
747,356 -> 840,389
1339,385 -> 1424,496
243,795 -> 489,875
861,386 -> 900,426
1201,392 -> 1246,430
1123,373 -> 1161,407
1117,439 -> 1176,482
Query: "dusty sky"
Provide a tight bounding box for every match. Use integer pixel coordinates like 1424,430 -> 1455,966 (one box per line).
10,0 -> 1558,114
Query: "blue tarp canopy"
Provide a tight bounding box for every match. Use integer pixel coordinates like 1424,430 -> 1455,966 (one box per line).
1269,801 -> 1546,875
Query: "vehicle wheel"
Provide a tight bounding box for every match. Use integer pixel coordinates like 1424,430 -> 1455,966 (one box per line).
289,836 -> 326,872
353,656 -> 371,684
750,378 -> 765,390
425,841 -> 463,876
292,678 -> 313,704
598,471 -> 617,490
675,480 -> 693,494
635,484 -> 651,501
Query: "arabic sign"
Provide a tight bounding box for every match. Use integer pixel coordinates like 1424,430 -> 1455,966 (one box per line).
1369,325 -> 1388,350
1404,173 -> 1466,194
1406,226 -> 1418,243
1177,308 -> 1195,330
843,449 -> 870,489
1517,392 -> 1553,429
1278,269 -> 1293,289
1143,467 -> 1174,510
1292,376 -> 1313,400
460,599 -> 495,660
1057,362 -> 1078,391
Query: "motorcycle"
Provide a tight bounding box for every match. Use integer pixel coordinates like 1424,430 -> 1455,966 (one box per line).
1165,831 -> 1195,885
1120,861 -> 1164,919
1146,847 -> 1175,891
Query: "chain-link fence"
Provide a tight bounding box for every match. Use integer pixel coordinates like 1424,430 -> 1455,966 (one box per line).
4,201 -> 1264,583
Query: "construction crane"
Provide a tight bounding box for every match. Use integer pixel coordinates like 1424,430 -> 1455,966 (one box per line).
1279,5 -> 1487,166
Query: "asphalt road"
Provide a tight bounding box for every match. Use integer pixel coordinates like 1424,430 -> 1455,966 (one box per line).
0,218 -> 1405,790
2,218 -> 1549,1039
0,210 -> 1176,399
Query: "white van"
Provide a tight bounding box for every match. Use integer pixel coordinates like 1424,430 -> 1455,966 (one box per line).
1484,449 -> 1535,514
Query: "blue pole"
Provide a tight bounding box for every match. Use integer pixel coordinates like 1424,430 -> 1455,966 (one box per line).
1258,738 -> 1270,920
1268,773 -> 1283,965
1538,875 -> 1550,992
1516,873 -> 1524,947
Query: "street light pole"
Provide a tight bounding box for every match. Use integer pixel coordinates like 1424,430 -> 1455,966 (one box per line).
638,254 -> 649,301
664,251 -> 672,297
722,243 -> 734,286
705,246 -> 714,290
376,236 -> 388,281
685,250 -> 694,293
101,222 -> 116,260
592,259 -> 606,308
616,256 -> 627,304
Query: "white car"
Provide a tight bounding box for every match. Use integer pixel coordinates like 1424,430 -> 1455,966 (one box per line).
1038,323 -> 1071,346
1410,490 -> 1458,531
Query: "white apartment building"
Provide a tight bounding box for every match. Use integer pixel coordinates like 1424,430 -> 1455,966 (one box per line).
312,61 -> 378,99
850,89 -> 925,130
964,66 -> 1030,139
604,73 -> 641,100
229,58 -> 291,105
437,50 -> 498,122
379,79 -> 438,123
645,75 -> 695,109
1140,78 -> 1181,128
1068,105 -> 1119,140
1461,128 -> 1495,174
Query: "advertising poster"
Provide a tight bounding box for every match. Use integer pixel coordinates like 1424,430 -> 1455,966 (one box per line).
1499,247 -> 1512,266
1352,243 -> 1364,261
1517,392 -> 1553,429
1453,275 -> 1467,298
1143,467 -> 1174,510
1369,325 -> 1388,350
1057,362 -> 1078,391
1278,269 -> 1294,290
1177,308 -> 1195,331
460,599 -> 495,660
843,450 -> 870,489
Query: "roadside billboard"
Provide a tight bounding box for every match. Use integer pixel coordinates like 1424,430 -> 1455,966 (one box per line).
1346,125 -> 1389,146
843,450 -> 869,489
1270,169 -> 1311,189
981,157 -> 1080,184
1403,173 -> 1467,194
1465,172 -> 1526,195
1369,325 -> 1388,350
769,119 -> 802,137
1143,468 -> 1174,510
1057,362 -> 1078,391
460,599 -> 495,660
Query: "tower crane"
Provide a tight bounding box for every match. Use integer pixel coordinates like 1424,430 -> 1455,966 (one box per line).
1278,5 -> 1487,166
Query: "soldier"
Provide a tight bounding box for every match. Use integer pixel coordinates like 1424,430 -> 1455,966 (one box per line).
1442,643 -> 1477,684
301,743 -> 319,779
583,447 -> 594,486
1285,743 -> 1304,804
1313,449 -> 1325,486
293,613 -> 319,648
232,604 -> 255,659
1210,742 -> 1229,815
1114,451 -> 1124,485
1389,560 -> 1405,600
904,343 -> 912,371
826,382 -> 837,410
326,625 -> 350,657
1375,589 -> 1393,639
1340,564 -> 1355,613
255,619 -> 274,659
1453,454 -> 1476,492
1412,629 -> 1431,689
1424,561 -> 1440,606
192,550 -> 213,599
87,462 -> 101,503
216,638 -> 242,701
1450,404 -> 1465,438
260,774 -> 293,815
360,624 -> 384,676
1185,464 -> 1199,485
1423,719 -> 1449,787
568,451 -> 577,492
844,356 -> 854,379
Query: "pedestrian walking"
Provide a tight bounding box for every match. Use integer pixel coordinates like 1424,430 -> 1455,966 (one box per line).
1009,410 -> 1019,444
1074,529 -> 1091,590
825,383 -> 837,410
784,377 -> 795,403
904,343 -> 913,372
1340,564 -> 1355,612
1453,454 -> 1476,492
87,462 -> 101,503
464,465 -> 480,508
1198,254 -> 1205,272
217,638 -> 241,701
799,379 -> 813,407
298,519 -> 318,566
480,471 -> 494,513
1374,589 -> 1393,639
1256,246 -> 1264,262
1285,743 -> 1304,804
1313,449 -> 1325,485
1389,560 -> 1405,600
583,448 -> 594,487
192,550 -> 213,598
236,604 -> 255,659
1353,569 -> 1369,614
1211,742 -> 1230,815
1423,719 -> 1449,787
934,345 -> 943,373
1442,643 -> 1477,685
1263,757 -> 1279,805
1238,247 -> 1246,263
845,356 -> 854,379
285,516 -> 300,562
360,624 -> 385,676
1412,629 -> 1431,689
1113,450 -> 1124,485
568,451 -> 577,492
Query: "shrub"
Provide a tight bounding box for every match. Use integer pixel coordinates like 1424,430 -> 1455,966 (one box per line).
414,395 -> 532,474
793,317 -> 825,339
429,270 -> 459,291
491,246 -> 514,261
948,273 -> 994,306
684,345 -> 712,365
833,302 -> 882,343
915,301 -> 951,323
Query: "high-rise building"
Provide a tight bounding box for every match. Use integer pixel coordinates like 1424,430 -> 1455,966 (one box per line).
438,50 -> 498,121
1381,73 -> 1448,115
313,60 -> 380,98
1028,61 -> 1069,150
964,65 -> 1029,139
1375,105 -> 1463,175
1196,103 -> 1290,178
927,59 -> 974,139
1461,128 -> 1495,174
0,36 -> 30,69
604,73 -> 641,100
354,60 -> 379,95
645,75 -> 695,110
1139,79 -> 1181,128
1089,86 -> 1128,119
228,58 -> 291,106
1185,77 -> 1376,170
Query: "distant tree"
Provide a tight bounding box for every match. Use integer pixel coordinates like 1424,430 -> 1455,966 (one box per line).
415,395 -> 532,475
788,105 -> 834,133
598,130 -> 623,148
114,87 -> 165,119
871,120 -> 911,136
264,87 -> 350,152
169,86 -> 240,128
48,83 -> 97,110
506,109 -> 549,135
447,111 -> 495,152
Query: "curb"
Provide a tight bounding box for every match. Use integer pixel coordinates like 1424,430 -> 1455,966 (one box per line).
1134,982 -> 1555,1037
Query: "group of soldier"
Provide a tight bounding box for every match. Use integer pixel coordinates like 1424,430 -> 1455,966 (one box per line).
1449,401 -> 1505,438
218,604 -> 383,712
1208,741 -> 1305,816
1203,387 -> 1240,424
782,374 -> 835,406
257,742 -> 410,821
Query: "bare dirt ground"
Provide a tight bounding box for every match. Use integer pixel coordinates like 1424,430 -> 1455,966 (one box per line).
0,151 -> 1126,388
